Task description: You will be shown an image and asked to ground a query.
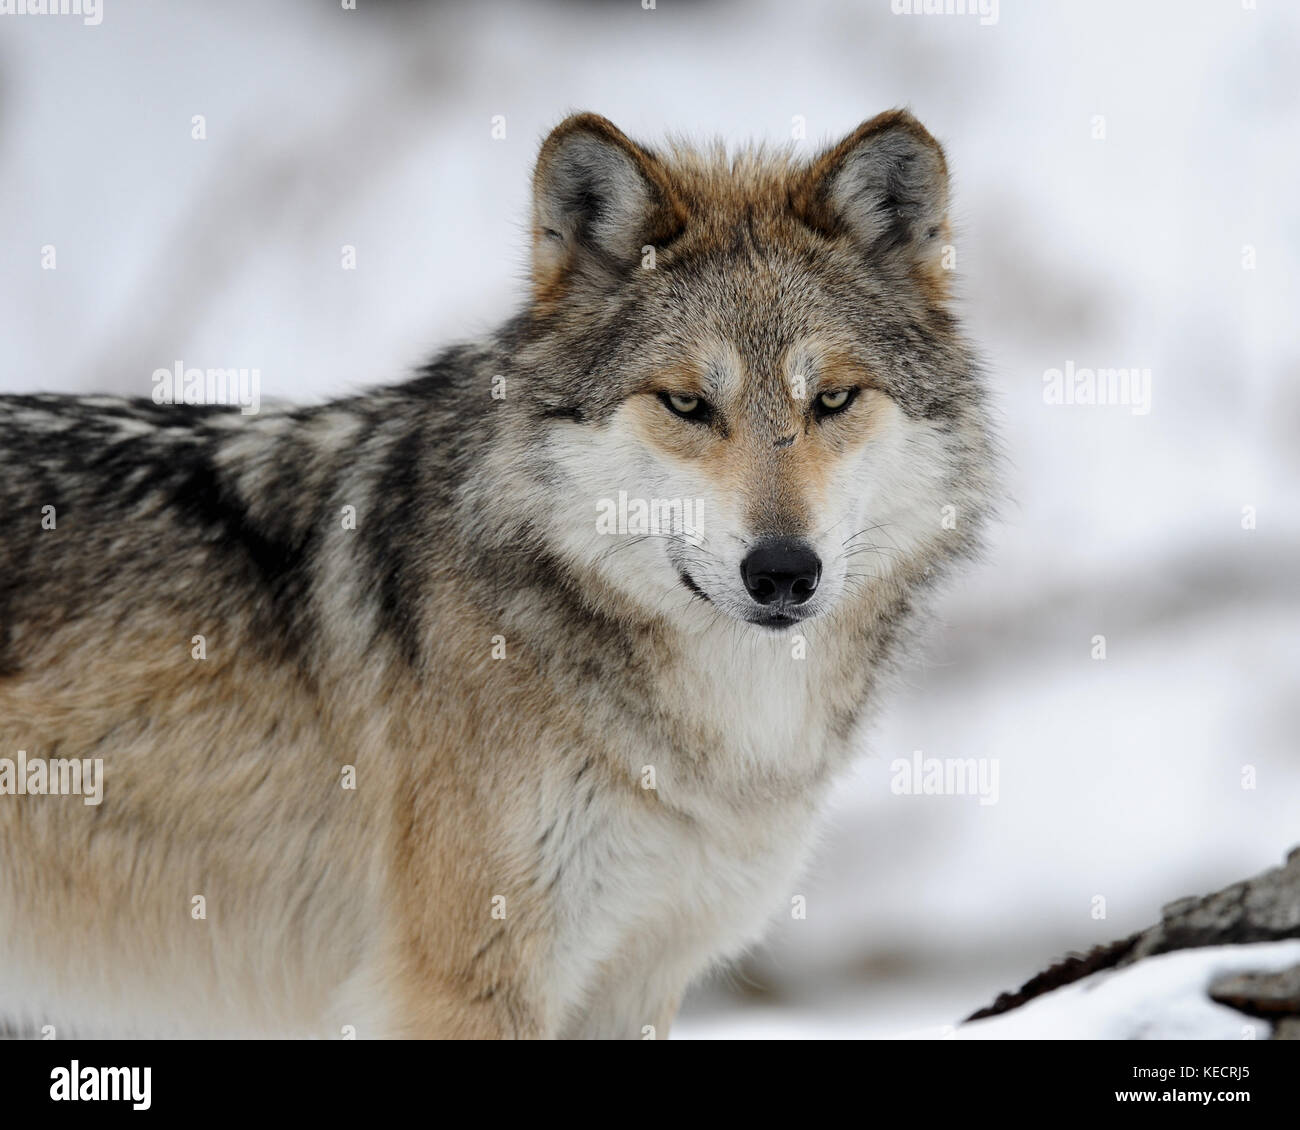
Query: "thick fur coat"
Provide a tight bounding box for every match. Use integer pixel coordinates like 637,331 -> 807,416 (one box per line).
0,110 -> 995,1038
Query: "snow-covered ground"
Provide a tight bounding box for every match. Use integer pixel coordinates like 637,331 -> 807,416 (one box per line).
4,0 -> 1297,1037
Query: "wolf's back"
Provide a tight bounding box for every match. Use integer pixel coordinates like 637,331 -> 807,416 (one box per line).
0,394 -> 316,675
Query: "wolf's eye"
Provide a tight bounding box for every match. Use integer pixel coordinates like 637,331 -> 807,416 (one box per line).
660,392 -> 712,423
815,388 -> 857,418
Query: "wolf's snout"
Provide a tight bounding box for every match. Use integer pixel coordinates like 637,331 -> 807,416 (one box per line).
741,538 -> 821,606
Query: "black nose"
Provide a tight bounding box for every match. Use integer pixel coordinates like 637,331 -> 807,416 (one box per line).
740,538 -> 821,606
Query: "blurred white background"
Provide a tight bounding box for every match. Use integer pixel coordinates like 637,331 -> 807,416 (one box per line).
5,0 -> 1297,1037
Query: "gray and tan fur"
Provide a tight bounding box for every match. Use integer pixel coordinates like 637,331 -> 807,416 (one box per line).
0,110 -> 996,1038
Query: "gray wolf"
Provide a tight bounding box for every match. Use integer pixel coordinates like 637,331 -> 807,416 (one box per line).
0,110 -> 995,1038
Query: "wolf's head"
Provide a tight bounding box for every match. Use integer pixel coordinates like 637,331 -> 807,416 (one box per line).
509,111 -> 993,634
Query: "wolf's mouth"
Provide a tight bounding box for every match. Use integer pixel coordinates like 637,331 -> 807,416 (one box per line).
746,610 -> 805,630
678,569 -> 710,602
678,569 -> 816,629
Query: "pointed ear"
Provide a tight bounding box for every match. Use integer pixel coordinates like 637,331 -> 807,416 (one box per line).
792,110 -> 951,289
531,113 -> 686,303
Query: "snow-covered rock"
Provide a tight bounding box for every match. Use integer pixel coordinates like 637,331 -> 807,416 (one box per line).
957,848 -> 1300,1039
955,941 -> 1300,1040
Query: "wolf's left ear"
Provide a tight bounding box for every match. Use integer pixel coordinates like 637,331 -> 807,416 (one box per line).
531,113 -> 685,303
792,110 -> 950,289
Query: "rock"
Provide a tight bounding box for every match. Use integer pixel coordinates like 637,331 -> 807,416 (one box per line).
1209,966 -> 1300,1017
967,846 -> 1300,1038
1272,1018 -> 1300,1040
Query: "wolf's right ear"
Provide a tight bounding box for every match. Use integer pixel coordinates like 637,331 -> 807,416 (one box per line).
531,114 -> 685,304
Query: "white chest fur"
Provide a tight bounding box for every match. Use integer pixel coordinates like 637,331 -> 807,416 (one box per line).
544,625 -> 836,1036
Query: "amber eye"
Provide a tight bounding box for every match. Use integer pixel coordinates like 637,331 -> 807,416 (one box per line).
660,392 -> 713,423
815,388 -> 858,418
